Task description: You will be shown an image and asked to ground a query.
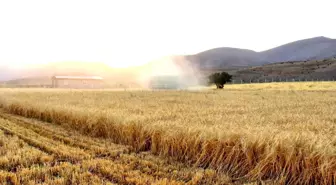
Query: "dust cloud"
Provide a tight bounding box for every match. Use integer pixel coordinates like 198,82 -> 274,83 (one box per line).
136,56 -> 207,90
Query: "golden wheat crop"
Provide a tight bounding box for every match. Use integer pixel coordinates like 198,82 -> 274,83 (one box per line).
0,82 -> 335,184
226,81 -> 336,91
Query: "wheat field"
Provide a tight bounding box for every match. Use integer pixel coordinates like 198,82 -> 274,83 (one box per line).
0,82 -> 335,184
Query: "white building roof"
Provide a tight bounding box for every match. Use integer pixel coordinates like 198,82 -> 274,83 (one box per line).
52,76 -> 103,80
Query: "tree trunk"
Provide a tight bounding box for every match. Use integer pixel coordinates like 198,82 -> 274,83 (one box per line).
216,84 -> 224,89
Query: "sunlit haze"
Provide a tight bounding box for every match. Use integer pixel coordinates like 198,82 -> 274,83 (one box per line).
0,0 -> 335,68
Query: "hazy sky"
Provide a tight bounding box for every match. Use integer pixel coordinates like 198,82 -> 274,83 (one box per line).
0,0 -> 335,67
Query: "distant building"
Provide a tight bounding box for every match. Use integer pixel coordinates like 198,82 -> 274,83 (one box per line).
51,75 -> 103,88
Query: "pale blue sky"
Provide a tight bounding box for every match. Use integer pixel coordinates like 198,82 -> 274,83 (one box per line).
0,0 -> 335,67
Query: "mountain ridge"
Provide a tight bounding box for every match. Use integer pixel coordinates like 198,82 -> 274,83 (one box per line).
187,36 -> 336,69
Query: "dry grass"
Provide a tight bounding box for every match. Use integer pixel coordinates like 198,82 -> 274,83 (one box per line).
226,81 -> 336,91
0,82 -> 335,184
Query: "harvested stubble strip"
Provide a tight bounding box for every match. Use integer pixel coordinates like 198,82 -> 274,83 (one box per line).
107,152 -> 234,185
0,171 -> 19,185
0,101 -> 335,184
0,112 -> 129,157
0,162 -> 116,185
2,157 -> 214,185
0,118 -> 91,162
0,130 -> 53,172
83,158 -> 186,185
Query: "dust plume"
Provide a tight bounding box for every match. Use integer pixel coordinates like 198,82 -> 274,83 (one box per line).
136,56 -> 206,90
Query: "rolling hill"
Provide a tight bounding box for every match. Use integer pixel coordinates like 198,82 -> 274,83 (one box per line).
185,48 -> 261,68
187,36 -> 336,69
259,36 -> 336,63
227,57 -> 336,82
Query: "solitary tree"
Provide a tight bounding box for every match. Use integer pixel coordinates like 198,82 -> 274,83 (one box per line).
208,72 -> 232,89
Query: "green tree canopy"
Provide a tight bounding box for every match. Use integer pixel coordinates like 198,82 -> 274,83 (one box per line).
208,72 -> 232,89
